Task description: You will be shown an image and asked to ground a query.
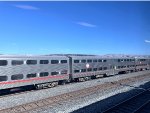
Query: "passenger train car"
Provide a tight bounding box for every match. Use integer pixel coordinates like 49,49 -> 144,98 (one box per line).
0,55 -> 69,90
0,54 -> 149,90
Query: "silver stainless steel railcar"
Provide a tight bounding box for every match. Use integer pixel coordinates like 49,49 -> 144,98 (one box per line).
0,55 -> 69,90
69,56 -> 137,81
0,54 -> 150,90
135,57 -> 150,71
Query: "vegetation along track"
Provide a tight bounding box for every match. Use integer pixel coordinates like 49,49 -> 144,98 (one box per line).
0,73 -> 150,113
102,88 -> 150,113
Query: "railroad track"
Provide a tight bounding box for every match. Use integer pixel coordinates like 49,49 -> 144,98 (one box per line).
0,73 -> 150,113
102,88 -> 150,113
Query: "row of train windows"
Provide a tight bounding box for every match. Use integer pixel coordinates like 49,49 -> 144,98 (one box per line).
136,64 -> 147,66
0,60 -> 67,66
74,59 -> 107,63
117,65 -> 135,69
138,59 -> 146,61
74,65 -> 140,73
74,67 -> 108,73
0,70 -> 67,82
118,59 -> 135,62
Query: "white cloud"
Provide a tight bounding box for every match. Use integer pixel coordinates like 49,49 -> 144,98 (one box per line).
145,40 -> 150,43
76,21 -> 96,27
14,5 -> 39,10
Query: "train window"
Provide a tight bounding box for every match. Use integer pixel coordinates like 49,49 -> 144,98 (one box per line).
103,60 -> 107,62
27,73 -> 36,78
98,59 -> 102,62
61,70 -> 67,74
103,67 -> 107,70
93,68 -> 97,71
61,60 -> 67,64
87,59 -> 92,63
93,59 -> 97,62
127,59 -> 129,61
74,70 -> 80,73
51,60 -> 59,64
81,60 -> 86,63
0,76 -> 8,81
12,60 -> 23,65
118,66 -> 120,69
40,60 -> 49,64
118,59 -> 120,62
74,60 -> 79,63
124,59 -> 127,62
99,67 -> 103,70
51,72 -> 59,75
11,74 -> 23,80
87,68 -> 92,72
40,72 -> 49,77
26,60 -> 37,65
0,60 -> 7,66
81,69 -> 86,72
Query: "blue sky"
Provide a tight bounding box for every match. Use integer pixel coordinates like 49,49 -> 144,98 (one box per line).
0,1 -> 150,55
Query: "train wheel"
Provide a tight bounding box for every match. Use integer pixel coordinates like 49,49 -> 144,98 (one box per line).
35,84 -> 43,90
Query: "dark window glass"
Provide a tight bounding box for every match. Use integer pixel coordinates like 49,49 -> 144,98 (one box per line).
81,60 -> 86,63
93,68 -> 97,71
93,59 -> 97,62
81,69 -> 86,72
103,60 -> 107,62
87,59 -> 92,63
61,60 -> 67,64
103,67 -> 107,70
51,60 -> 59,64
0,76 -> 8,81
40,72 -> 49,77
40,60 -> 49,64
127,59 -> 130,61
118,59 -> 121,62
11,74 -> 23,80
121,59 -> 124,62
74,60 -> 79,63
26,60 -> 37,65
27,73 -> 36,78
87,68 -> 92,72
51,72 -> 59,75
12,60 -> 23,65
61,70 -> 68,74
98,59 -> 102,62
99,67 -> 103,70
0,60 -> 7,66
74,70 -> 80,73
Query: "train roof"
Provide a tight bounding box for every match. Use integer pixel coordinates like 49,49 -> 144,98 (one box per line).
0,54 -> 67,58
0,54 -> 149,59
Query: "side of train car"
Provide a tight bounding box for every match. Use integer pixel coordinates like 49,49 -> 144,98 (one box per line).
0,55 -> 69,90
0,55 -> 149,90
